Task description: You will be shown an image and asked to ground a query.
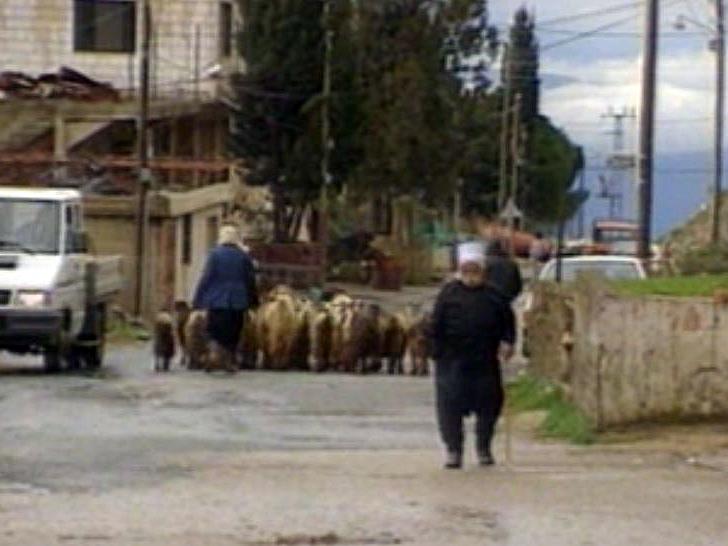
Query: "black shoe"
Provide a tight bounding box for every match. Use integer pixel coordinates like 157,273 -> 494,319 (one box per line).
444,451 -> 463,469
477,450 -> 495,466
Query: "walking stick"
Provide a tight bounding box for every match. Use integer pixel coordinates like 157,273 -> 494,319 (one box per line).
502,346 -> 514,468
505,392 -> 513,467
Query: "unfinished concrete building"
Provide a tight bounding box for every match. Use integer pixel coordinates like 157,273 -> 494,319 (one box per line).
0,0 -> 244,317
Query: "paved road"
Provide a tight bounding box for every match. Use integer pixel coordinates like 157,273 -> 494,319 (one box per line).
0,345 -> 727,545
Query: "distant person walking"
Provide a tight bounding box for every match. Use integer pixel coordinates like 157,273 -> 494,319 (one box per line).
193,225 -> 259,372
431,242 -> 516,469
485,239 -> 523,303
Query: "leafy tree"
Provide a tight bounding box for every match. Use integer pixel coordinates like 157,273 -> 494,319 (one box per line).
496,8 -> 584,225
350,0 -> 500,205
231,0 -> 324,241
504,7 -> 539,122
522,119 -> 585,223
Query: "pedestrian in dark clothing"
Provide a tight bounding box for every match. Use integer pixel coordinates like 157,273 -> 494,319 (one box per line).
485,239 -> 523,303
431,242 -> 516,469
193,225 -> 259,372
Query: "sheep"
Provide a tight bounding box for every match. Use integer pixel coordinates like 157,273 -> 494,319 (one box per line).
237,310 -> 259,370
291,299 -> 316,371
153,312 -> 176,372
341,301 -> 381,375
309,306 -> 334,373
173,300 -> 191,368
378,311 -> 408,375
406,313 -> 432,377
183,310 -> 210,371
258,290 -> 300,370
327,296 -> 355,372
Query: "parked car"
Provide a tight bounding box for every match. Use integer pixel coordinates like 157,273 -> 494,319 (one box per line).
0,188 -> 124,372
537,255 -> 648,283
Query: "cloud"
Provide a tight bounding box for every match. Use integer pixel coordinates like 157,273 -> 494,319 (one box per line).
542,51 -> 715,153
490,1 -> 717,153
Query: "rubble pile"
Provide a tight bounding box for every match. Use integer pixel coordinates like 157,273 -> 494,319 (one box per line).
0,66 -> 119,102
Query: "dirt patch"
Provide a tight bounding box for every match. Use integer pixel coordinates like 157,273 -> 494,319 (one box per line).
266,533 -> 403,545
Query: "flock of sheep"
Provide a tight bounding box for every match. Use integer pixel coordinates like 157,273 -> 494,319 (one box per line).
153,286 -> 432,376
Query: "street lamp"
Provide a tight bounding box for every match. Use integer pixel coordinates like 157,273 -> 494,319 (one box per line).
674,1 -> 725,244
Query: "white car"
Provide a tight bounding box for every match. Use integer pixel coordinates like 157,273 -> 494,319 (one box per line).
537,255 -> 648,283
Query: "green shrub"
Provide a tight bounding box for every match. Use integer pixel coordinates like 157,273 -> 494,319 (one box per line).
678,243 -> 728,275
614,275 -> 728,298
329,261 -> 364,283
507,374 -> 596,445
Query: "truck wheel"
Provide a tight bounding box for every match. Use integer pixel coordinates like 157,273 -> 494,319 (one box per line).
66,348 -> 82,371
43,348 -> 63,374
81,305 -> 107,370
81,342 -> 104,370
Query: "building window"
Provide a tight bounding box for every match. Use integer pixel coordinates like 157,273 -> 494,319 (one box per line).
182,214 -> 192,266
74,0 -> 137,53
219,2 -> 233,58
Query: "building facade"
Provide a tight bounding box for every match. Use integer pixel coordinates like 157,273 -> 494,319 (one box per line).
0,0 -> 245,318
0,0 -> 242,98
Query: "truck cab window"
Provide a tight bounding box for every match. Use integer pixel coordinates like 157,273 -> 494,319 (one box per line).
0,200 -> 60,254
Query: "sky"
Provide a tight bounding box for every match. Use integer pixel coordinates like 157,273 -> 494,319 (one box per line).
489,0 -> 721,235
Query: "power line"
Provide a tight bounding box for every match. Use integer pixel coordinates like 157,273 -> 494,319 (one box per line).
541,14 -> 644,51
528,1 -> 644,27
536,26 -> 705,38
560,117 -> 711,126
540,0 -> 684,51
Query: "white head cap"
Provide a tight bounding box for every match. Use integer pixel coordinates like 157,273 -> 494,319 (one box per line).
457,241 -> 486,268
218,225 -> 241,246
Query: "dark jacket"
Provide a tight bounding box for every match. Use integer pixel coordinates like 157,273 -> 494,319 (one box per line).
431,280 -> 516,365
431,280 -> 516,415
193,244 -> 259,311
485,255 -> 523,303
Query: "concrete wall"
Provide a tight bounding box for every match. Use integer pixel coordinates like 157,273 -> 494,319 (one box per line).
175,204 -> 223,304
528,281 -> 728,428
0,0 -> 242,97
83,182 -> 232,317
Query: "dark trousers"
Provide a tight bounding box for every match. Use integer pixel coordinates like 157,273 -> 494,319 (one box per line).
436,364 -> 504,454
207,309 -> 245,353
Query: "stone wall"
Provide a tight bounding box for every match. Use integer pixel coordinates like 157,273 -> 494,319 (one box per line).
528,281 -> 728,428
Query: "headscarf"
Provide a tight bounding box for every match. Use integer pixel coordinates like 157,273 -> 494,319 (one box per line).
457,241 -> 486,268
218,225 -> 241,246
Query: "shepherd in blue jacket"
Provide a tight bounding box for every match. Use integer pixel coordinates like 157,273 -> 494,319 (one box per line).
193,225 -> 259,372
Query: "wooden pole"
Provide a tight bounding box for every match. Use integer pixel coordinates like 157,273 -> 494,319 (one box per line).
134,0 -> 152,318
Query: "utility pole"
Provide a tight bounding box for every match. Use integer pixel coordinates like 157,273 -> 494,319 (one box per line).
509,92 -> 523,232
712,0 -> 725,244
134,0 -> 152,318
637,0 -> 660,262
194,25 -> 201,103
453,178 -> 463,234
601,107 -> 637,219
498,43 -> 512,212
319,0 -> 333,244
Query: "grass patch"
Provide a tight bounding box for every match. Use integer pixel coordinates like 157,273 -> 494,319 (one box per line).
107,320 -> 150,344
612,275 -> 728,298
507,375 -> 596,445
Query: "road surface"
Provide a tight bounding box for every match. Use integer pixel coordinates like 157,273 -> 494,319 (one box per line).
0,344 -> 727,545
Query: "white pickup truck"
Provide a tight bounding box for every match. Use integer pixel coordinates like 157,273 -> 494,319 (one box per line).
0,188 -> 123,372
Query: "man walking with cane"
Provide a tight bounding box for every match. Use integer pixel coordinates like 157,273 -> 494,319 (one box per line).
431,242 -> 516,469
